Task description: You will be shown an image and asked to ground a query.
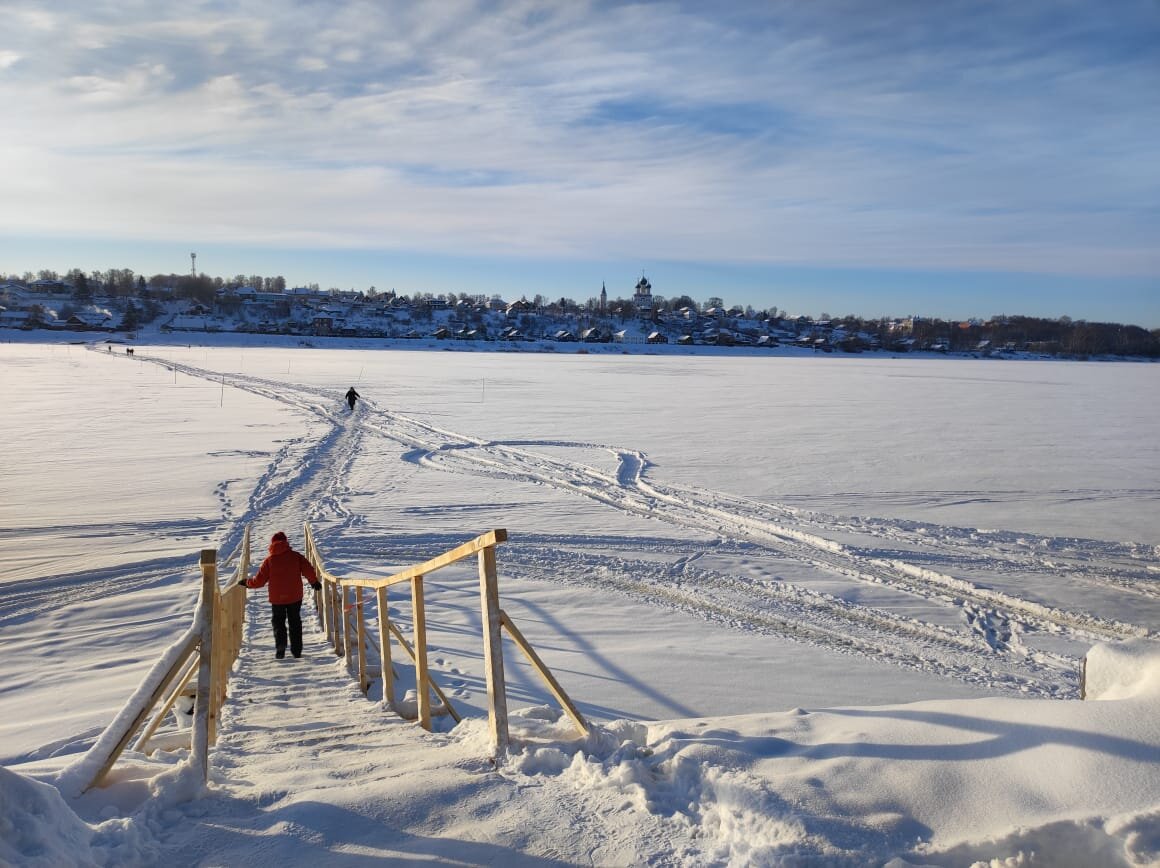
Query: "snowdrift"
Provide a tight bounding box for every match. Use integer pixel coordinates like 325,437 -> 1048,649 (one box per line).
1085,638 -> 1160,702
3,640 -> 1158,866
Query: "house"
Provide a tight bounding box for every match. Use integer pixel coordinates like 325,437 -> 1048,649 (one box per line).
647,331 -> 668,344
702,330 -> 734,347
66,312 -> 111,331
0,282 -> 29,304
580,327 -> 607,343
0,309 -> 32,329
30,279 -> 72,295
677,334 -> 694,345
553,330 -> 576,342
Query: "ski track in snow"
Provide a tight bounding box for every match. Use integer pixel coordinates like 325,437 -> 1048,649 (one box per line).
118,352 -> 1156,699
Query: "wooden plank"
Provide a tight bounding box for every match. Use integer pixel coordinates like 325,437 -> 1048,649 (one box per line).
377,587 -> 394,711
479,545 -> 509,752
412,576 -> 431,731
340,529 -> 508,590
500,610 -> 588,737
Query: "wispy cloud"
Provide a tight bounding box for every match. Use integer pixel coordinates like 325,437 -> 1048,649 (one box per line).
1,0 -> 1157,279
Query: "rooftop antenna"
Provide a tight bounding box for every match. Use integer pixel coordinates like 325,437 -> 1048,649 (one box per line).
190,252 -> 197,277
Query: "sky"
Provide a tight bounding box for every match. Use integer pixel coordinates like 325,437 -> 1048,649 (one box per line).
1,0 -> 1157,326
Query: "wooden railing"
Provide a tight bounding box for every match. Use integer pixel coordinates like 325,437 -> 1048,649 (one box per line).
72,528 -> 251,793
303,524 -> 587,754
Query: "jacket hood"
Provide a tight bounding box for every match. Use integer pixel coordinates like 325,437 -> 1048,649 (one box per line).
269,532 -> 290,555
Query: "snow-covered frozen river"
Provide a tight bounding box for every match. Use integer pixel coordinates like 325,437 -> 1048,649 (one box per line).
2,341 -> 1157,762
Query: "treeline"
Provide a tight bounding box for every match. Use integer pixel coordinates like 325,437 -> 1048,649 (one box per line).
829,314 -> 1160,358
12,268 -> 299,305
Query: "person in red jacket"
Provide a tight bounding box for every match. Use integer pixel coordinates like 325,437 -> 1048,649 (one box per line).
244,531 -> 320,659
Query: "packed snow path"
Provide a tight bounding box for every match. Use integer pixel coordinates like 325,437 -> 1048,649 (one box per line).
153,592 -> 685,866
129,350 -> 1156,700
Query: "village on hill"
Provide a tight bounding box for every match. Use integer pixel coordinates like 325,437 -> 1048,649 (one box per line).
2,270 -> 1158,358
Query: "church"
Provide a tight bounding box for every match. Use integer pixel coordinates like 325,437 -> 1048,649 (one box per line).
632,275 -> 653,312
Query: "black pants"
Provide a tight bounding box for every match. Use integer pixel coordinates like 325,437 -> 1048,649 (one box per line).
271,601 -> 303,655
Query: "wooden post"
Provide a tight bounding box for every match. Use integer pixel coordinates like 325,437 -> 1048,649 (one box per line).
231,583 -> 245,662
342,584 -> 354,671
319,578 -> 330,642
412,575 -> 431,731
377,587 -> 394,710
209,585 -> 224,743
356,586 -> 368,695
192,549 -> 216,782
478,544 -> 509,753
333,579 -> 343,653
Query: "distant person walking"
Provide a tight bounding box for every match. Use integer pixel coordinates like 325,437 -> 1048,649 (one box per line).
345,386 -> 361,411
242,531 -> 320,659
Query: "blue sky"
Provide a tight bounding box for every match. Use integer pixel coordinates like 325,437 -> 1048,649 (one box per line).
1,1 -> 1157,325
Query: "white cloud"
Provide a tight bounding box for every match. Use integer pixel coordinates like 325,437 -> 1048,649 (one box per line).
0,0 -> 1156,279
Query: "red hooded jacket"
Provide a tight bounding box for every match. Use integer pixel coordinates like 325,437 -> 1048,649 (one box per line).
246,533 -> 318,604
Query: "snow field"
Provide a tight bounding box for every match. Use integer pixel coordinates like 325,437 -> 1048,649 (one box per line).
1,340 -> 1158,865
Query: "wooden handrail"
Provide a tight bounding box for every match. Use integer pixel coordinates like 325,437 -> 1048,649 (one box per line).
304,524 -> 586,754
329,529 -> 509,591
75,528 -> 251,793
